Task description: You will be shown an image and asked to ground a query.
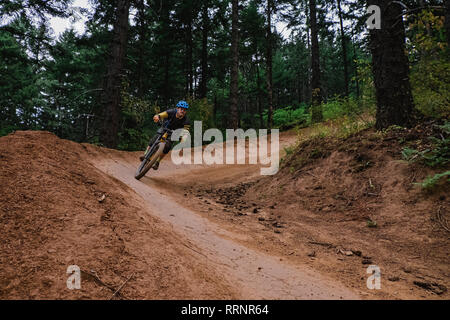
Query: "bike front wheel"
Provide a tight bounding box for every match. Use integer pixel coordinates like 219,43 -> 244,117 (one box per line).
134,143 -> 165,180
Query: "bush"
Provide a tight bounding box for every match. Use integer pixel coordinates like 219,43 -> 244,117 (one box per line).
411,59 -> 450,118
322,96 -> 368,121
402,121 -> 450,190
268,104 -> 309,129
402,122 -> 450,167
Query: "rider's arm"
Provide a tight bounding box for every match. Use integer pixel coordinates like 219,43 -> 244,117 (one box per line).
157,111 -> 169,119
153,111 -> 168,122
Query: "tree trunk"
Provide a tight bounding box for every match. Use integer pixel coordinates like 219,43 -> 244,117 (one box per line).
368,0 -> 415,129
445,0 -> 450,49
230,0 -> 239,129
162,1 -> 170,107
100,0 -> 130,148
186,12 -> 193,97
199,4 -> 209,99
266,0 -> 274,128
256,52 -> 263,128
309,0 -> 323,123
337,0 -> 349,98
136,0 -> 145,98
351,27 -> 360,99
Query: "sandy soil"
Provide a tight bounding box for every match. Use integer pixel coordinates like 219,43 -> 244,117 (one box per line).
0,131 -> 237,299
1,126 -> 448,299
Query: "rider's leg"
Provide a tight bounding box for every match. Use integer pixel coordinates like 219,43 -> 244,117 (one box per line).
152,140 -> 172,170
140,135 -> 158,161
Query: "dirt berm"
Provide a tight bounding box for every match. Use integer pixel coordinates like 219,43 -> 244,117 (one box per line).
0,131 -> 237,299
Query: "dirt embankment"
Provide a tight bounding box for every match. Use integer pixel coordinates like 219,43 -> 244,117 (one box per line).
0,131 -> 237,299
159,123 -> 449,299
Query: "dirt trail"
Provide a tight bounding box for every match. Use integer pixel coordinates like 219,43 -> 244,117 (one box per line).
90,131 -> 361,299
94,157 -> 358,299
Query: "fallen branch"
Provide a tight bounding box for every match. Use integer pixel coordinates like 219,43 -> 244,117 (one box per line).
308,241 -> 335,248
81,269 -> 116,291
80,269 -> 128,299
182,242 -> 208,258
305,171 -> 318,178
110,273 -> 134,300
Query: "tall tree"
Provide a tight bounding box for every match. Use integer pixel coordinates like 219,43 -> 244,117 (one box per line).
100,0 -> 131,148
336,0 -> 349,97
368,0 -> 415,129
446,0 -> 450,48
184,2 -> 194,97
198,1 -> 209,99
309,0 -> 323,122
230,0 -> 239,129
266,0 -> 274,128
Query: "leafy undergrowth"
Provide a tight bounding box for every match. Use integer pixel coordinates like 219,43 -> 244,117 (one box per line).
401,121 -> 450,189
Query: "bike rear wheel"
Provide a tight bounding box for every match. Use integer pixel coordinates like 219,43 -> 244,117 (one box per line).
134,143 -> 165,180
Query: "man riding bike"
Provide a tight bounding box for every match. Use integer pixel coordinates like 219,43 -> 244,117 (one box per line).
139,100 -> 190,170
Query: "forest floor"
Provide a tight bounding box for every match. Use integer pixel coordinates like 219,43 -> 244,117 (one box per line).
0,122 -> 448,299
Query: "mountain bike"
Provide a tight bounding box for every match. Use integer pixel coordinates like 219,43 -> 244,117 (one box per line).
134,120 -> 173,180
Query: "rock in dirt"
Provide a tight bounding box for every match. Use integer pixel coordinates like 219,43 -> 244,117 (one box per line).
413,281 -> 447,295
352,250 -> 362,257
388,276 -> 400,282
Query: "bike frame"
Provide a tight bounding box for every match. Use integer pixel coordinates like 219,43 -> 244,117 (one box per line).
144,120 -> 174,161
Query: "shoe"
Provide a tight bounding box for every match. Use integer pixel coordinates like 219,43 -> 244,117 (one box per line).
152,161 -> 160,170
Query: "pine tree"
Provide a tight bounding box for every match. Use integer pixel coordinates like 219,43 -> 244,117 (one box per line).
230,0 -> 239,129
368,0 -> 415,129
310,0 -> 323,123
100,0 -> 131,148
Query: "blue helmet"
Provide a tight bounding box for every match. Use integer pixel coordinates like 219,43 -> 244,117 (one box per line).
176,100 -> 189,109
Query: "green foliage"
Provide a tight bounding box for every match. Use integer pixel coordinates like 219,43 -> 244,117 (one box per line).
354,58 -> 376,110
410,59 -> 450,118
322,97 -> 360,120
414,171 -> 450,189
0,125 -> 18,137
284,146 -> 294,156
269,105 -> 309,129
0,0 -> 446,152
185,97 -> 215,146
366,219 -> 377,228
0,28 -> 39,130
408,10 -> 449,118
402,147 -> 431,163
117,81 -> 156,151
402,122 -> 450,190
402,122 -> 450,168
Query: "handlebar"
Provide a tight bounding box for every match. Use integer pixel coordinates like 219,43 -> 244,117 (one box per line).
157,118 -> 174,134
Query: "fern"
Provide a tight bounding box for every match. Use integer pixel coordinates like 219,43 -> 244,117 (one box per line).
414,171 -> 450,189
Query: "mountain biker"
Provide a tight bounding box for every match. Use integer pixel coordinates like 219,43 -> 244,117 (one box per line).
139,100 -> 190,170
